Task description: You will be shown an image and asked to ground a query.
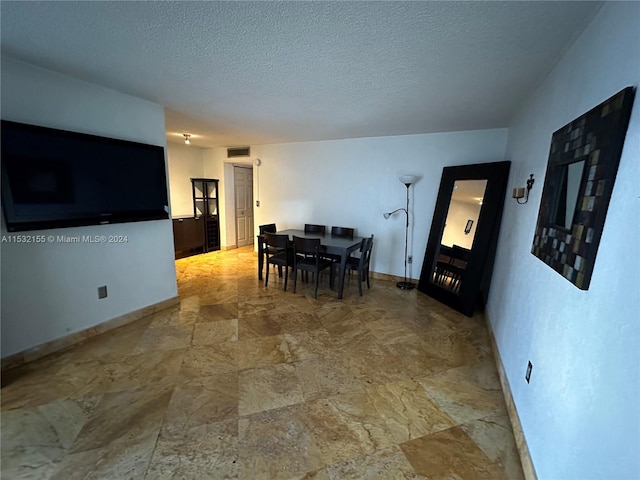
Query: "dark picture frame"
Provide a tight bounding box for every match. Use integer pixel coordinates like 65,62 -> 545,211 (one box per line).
531,87 -> 635,290
464,219 -> 474,235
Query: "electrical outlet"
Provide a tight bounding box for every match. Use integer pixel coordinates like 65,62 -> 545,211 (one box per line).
525,361 -> 533,383
98,285 -> 108,299
407,255 -> 413,264
256,200 -> 260,207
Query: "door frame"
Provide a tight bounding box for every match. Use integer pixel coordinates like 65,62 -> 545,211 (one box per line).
233,164 -> 254,248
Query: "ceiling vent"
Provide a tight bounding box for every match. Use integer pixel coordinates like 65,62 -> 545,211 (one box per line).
227,146 -> 250,158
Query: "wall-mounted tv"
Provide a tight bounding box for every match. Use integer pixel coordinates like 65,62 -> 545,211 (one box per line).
1,120 -> 169,232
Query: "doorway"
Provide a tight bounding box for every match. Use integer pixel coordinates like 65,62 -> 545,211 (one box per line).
234,166 -> 254,247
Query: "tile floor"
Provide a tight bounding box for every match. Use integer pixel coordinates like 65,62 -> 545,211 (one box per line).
1,246 -> 524,479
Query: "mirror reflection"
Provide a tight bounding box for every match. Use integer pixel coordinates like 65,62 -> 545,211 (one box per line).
554,159 -> 585,230
431,179 -> 488,295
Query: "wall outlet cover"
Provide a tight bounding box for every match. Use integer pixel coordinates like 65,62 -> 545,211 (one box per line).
98,285 -> 108,299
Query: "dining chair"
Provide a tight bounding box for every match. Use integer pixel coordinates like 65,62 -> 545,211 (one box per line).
331,226 -> 355,238
259,223 -> 282,276
263,232 -> 299,291
304,224 -> 326,234
323,226 -> 356,265
292,236 -> 334,298
333,234 -> 374,296
259,223 -> 277,235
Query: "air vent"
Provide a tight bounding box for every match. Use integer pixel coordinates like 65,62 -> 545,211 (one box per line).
227,146 -> 250,158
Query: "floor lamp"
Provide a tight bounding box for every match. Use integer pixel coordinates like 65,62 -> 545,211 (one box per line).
384,175 -> 417,290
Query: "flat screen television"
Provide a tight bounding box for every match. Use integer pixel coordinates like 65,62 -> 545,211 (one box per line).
1,120 -> 169,232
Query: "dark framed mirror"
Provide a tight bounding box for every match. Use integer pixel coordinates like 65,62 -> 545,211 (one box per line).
418,161 -> 511,316
532,86 -> 635,290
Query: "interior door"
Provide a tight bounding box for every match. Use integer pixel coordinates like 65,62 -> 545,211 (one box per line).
234,166 -> 254,247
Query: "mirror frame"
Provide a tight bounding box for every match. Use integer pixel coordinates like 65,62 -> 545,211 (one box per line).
531,87 -> 635,290
418,161 -> 511,316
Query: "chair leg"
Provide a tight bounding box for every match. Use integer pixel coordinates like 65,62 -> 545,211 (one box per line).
265,261 -> 270,287
314,270 -> 320,298
358,269 -> 363,296
293,268 -> 298,293
366,267 -> 370,289
283,266 -> 289,291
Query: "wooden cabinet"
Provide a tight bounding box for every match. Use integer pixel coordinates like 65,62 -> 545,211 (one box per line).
172,217 -> 205,259
191,178 -> 220,252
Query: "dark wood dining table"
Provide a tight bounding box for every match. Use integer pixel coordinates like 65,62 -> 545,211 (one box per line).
257,229 -> 365,300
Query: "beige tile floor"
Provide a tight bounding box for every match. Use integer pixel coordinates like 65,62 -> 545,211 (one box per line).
1,246 -> 524,479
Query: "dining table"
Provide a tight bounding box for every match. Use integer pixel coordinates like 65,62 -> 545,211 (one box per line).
257,229 -> 365,300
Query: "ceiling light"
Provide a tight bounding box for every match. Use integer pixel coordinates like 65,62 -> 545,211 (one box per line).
183,134 -> 191,145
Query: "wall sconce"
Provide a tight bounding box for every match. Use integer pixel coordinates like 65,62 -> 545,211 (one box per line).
513,174 -> 535,204
183,133 -> 191,145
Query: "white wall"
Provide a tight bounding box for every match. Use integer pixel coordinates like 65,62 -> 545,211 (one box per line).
487,3 -> 640,479
166,143 -> 205,217
0,58 -> 178,357
250,130 -> 508,278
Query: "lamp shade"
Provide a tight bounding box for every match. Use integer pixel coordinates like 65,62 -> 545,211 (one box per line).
399,175 -> 417,187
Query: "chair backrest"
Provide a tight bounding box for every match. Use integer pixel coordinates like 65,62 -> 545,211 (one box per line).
293,235 -> 322,256
259,223 -> 277,235
263,232 -> 289,250
331,226 -> 354,238
304,224 -> 326,234
451,244 -> 471,267
359,234 -> 374,268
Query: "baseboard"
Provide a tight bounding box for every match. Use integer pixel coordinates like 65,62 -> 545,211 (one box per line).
485,310 -> 538,480
1,295 -> 180,372
221,244 -> 237,251
370,271 -> 418,284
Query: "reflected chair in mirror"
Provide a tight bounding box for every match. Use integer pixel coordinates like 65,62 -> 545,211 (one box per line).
332,234 -> 374,296
259,223 -> 282,277
292,236 -> 334,298
331,226 -> 354,238
451,244 -> 471,266
433,244 -> 470,293
433,261 -> 465,293
263,232 -> 299,291
304,224 -> 326,234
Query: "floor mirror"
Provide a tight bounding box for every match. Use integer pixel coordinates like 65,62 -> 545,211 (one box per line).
418,161 -> 511,316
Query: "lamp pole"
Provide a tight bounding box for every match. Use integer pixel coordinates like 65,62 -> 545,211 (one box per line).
397,180 -> 415,290
384,175 -> 417,290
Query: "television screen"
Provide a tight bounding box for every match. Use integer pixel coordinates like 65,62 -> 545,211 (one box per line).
1,120 -> 169,232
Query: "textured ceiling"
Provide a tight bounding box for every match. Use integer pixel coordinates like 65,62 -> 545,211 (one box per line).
1,1 -> 602,148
